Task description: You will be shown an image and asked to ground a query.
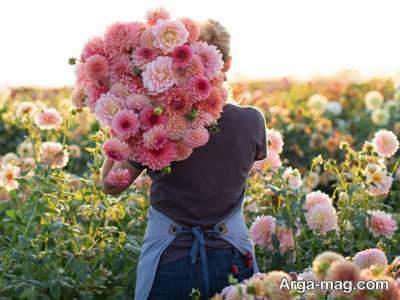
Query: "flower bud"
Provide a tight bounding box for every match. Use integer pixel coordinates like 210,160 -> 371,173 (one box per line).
339,141 -> 350,151
153,106 -> 164,116
312,155 -> 324,165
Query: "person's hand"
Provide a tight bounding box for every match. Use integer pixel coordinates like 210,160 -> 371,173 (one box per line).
101,158 -> 143,195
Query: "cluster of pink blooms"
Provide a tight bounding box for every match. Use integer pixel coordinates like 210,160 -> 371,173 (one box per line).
72,8 -> 227,171
303,191 -> 338,235
249,215 -> 295,254
215,271 -> 293,300
214,249 -> 400,300
363,129 -> 399,196
253,128 -> 283,172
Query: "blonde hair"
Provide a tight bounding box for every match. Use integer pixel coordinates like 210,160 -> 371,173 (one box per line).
199,19 -> 231,62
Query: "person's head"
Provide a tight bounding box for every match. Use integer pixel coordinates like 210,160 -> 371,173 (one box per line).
199,19 -> 231,73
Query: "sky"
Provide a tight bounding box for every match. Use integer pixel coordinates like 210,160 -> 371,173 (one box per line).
1,0 -> 400,86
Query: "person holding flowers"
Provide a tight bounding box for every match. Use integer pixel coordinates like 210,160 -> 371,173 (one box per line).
74,9 -> 267,300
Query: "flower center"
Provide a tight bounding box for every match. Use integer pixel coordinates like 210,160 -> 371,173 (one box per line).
197,81 -> 207,91
121,120 -> 131,129
149,114 -> 159,124
171,99 -> 184,110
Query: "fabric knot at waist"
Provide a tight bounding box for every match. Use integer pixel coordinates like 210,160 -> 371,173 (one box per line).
169,224 -> 227,297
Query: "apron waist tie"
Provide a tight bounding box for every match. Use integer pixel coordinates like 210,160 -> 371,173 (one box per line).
176,225 -> 220,297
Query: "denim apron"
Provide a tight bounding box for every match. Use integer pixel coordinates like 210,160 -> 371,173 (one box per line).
134,198 -> 258,300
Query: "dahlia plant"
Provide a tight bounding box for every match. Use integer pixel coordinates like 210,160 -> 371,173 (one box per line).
212,249 -> 400,299
245,127 -> 400,273
0,102 -> 148,298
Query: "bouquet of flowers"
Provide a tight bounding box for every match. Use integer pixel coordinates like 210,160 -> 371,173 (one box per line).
72,8 -> 227,171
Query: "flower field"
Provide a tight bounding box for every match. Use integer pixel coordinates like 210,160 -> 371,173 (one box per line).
0,77 -> 400,299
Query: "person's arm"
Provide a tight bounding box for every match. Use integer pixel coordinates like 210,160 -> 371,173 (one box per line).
254,108 -> 267,161
101,157 -> 143,195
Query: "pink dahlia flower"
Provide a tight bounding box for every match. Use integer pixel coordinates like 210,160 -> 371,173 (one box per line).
105,168 -> 132,188
249,215 -> 276,248
81,36 -> 106,61
183,127 -> 210,148
152,20 -> 189,52
191,41 -> 223,79
304,191 -> 332,211
142,56 -> 176,94
75,62 -> 89,85
109,83 -> 131,98
164,87 -> 191,115
190,111 -> 216,128
221,284 -> 249,300
179,17 -> 201,43
143,125 -> 168,150
34,108 -> 63,130
16,102 -> 37,118
0,163 -> 20,192
264,150 -> 282,171
1,153 -> 19,166
367,210 -> 398,238
367,169 -> 393,196
305,203 -> 337,235
140,28 -> 155,49
277,226 -> 295,254
137,141 -> 177,170
145,7 -> 170,26
129,75 -> 145,94
172,45 -> 193,67
198,87 -> 224,118
125,93 -> 151,111
139,106 -> 168,130
372,130 -> 399,158
83,54 -> 109,82
353,248 -> 388,269
124,134 -> 144,161
109,54 -> 133,83
104,22 -> 146,57
282,167 -> 302,190
71,85 -> 86,109
84,84 -> 109,112
267,128 -> 284,154
188,75 -> 211,100
132,47 -> 158,69
103,139 -> 129,161
173,55 -> 204,81
176,140 -> 193,161
39,142 -> 69,169
134,174 -> 152,190
111,110 -> 140,138
94,92 -> 124,127
166,114 -> 188,140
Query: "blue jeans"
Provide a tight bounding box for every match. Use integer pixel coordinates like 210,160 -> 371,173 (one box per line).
148,247 -> 254,300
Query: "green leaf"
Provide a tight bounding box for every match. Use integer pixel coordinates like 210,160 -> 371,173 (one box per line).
5,210 -> 16,220
49,280 -> 61,299
48,221 -> 64,232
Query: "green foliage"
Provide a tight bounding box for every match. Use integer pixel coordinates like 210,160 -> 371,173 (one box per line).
0,80 -> 400,298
